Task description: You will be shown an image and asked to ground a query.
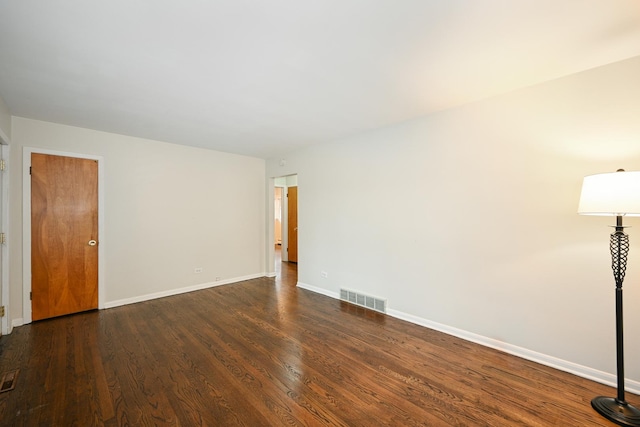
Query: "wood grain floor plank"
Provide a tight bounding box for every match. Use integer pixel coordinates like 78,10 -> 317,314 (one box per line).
0,256 -> 636,426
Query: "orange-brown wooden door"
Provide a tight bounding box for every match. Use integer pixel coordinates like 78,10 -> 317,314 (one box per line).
287,186 -> 298,263
31,153 -> 99,321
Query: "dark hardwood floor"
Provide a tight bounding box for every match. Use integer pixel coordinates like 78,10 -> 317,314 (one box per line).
0,252 -> 633,426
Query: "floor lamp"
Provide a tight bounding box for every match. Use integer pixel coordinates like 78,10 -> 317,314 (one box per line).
578,169 -> 640,427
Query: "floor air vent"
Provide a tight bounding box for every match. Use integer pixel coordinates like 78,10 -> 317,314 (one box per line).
0,369 -> 18,393
340,288 -> 386,313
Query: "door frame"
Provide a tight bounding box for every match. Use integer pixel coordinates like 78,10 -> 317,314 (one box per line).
0,141 -> 9,335
22,147 -> 105,324
278,183 -> 289,262
268,174 -> 298,275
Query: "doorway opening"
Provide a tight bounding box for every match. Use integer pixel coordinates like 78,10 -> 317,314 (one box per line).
272,174 -> 297,284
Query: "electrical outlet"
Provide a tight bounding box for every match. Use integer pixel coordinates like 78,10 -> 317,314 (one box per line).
321,271 -> 328,278
215,277 -> 221,281
194,268 -> 203,273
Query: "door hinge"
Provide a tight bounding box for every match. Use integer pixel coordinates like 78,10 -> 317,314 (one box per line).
0,159 -> 5,171
0,306 -> 4,317
30,292 -> 32,301
0,233 -> 5,245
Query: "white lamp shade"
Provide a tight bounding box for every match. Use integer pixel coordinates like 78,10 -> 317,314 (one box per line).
578,170 -> 640,216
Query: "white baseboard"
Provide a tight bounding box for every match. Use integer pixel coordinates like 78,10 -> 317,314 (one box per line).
7,273 -> 271,333
296,281 -> 640,395
266,272 -> 277,278
104,273 -> 266,309
297,281 -> 338,298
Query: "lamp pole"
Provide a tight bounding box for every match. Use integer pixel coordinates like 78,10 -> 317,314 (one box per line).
590,215 -> 640,426
613,214 -> 626,404
578,169 -> 640,426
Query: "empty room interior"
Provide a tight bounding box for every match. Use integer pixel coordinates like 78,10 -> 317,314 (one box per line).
2,1 -> 640,425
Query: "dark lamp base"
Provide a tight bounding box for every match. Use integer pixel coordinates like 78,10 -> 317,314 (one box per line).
592,396 -> 640,426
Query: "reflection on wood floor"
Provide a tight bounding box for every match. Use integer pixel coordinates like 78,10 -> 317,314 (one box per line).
275,244 -> 297,287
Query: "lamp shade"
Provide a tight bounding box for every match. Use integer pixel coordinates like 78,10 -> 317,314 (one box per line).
578,170 -> 640,216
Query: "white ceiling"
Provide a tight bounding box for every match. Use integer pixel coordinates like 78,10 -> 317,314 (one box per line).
1,1 -> 640,158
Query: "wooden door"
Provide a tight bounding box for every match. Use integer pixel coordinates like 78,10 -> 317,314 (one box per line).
287,186 -> 298,263
31,153 -> 99,321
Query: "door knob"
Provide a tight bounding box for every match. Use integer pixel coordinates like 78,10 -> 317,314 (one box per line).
88,240 -> 97,246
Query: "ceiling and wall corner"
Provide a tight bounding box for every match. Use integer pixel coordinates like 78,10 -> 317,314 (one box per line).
0,1 -> 640,159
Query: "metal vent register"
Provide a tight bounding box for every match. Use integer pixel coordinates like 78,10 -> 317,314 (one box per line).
340,289 -> 386,313
0,370 -> 18,393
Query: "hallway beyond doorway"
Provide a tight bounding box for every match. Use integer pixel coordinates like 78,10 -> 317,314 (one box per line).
275,245 -> 297,286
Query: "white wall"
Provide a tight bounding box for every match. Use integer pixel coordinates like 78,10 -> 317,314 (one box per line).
274,175 -> 298,187
0,93 -> 11,143
267,55 -> 640,386
10,117 -> 265,321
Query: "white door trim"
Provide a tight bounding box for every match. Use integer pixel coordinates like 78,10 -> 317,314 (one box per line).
0,145 -> 9,334
22,147 -> 105,324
